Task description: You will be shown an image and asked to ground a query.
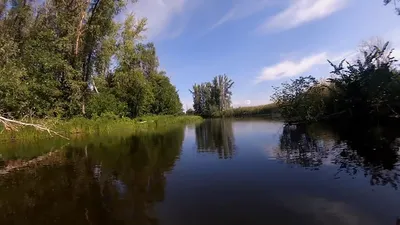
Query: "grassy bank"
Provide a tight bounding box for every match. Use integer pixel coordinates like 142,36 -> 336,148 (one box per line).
0,115 -> 203,143
225,104 -> 280,118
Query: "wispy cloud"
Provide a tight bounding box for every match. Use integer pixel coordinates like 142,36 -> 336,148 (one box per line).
211,0 -> 274,30
124,0 -> 190,40
255,49 -> 360,83
259,0 -> 349,32
255,29 -> 400,83
256,52 -> 328,82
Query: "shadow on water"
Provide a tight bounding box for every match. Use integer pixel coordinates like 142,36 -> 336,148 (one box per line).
0,127 -> 185,225
275,122 -> 400,189
195,119 -> 236,159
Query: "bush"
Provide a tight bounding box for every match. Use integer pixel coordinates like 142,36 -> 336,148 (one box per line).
271,41 -> 400,122
86,92 -> 128,118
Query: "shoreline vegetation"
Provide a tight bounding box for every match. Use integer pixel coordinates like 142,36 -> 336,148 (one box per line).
270,41 -> 400,125
1,0 -> 399,145
1,0 -> 188,142
224,104 -> 280,118
188,40 -> 400,125
0,115 -> 202,143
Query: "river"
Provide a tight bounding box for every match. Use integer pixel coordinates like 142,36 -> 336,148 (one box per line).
0,119 -> 399,225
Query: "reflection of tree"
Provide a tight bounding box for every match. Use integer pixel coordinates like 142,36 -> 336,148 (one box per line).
0,127 -> 185,224
195,119 -> 236,159
331,123 -> 400,189
276,123 -> 400,189
276,124 -> 332,169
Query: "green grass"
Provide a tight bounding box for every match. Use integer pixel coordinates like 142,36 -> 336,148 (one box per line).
224,103 -> 280,117
0,115 -> 203,143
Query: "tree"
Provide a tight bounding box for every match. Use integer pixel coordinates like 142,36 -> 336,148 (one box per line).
86,92 -> 127,118
148,73 -> 182,115
271,40 -> 400,123
383,0 -> 400,14
0,0 -> 184,122
327,41 -> 400,119
190,84 -> 203,115
271,76 -> 325,122
186,109 -> 195,115
190,75 -> 234,117
114,70 -> 153,117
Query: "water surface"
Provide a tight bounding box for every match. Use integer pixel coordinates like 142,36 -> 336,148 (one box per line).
1,119 -> 399,225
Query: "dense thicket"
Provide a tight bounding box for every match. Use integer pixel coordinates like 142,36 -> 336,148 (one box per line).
0,0 -> 182,119
190,75 -> 234,117
272,41 -> 400,122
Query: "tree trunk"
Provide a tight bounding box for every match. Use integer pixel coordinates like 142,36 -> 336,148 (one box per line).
75,0 -> 89,56
82,102 -> 86,115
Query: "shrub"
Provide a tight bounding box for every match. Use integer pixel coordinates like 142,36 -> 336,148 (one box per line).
86,92 -> 128,118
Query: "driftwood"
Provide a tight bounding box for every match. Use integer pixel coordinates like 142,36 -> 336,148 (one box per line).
0,116 -> 69,140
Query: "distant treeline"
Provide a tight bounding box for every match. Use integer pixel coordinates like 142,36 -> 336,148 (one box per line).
188,75 -> 282,118
271,41 -> 400,123
187,102 -> 280,118
189,75 -> 234,117
224,104 -> 279,117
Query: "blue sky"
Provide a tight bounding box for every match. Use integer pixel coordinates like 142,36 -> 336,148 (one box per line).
127,0 -> 400,109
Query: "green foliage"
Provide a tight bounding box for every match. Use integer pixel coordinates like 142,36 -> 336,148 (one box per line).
114,70 -> 154,117
190,74 -> 234,117
186,109 -> 195,115
149,73 -> 183,115
272,41 -> 400,123
0,0 -> 183,121
272,76 -> 326,121
86,92 -> 127,118
326,42 -> 400,119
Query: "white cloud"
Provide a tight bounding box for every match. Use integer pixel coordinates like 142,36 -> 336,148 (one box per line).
255,48 -> 361,83
211,0 -> 274,30
259,0 -> 349,32
256,52 -> 328,82
124,0 -> 188,39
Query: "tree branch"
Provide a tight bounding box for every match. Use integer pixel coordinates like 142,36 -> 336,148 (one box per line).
0,116 -> 69,140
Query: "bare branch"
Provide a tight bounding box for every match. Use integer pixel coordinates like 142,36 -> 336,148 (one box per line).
0,116 -> 69,140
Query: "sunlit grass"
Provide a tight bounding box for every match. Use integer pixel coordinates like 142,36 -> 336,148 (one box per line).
0,115 -> 203,143
225,103 -> 280,117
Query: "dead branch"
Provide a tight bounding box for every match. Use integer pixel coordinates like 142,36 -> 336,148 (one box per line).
0,116 -> 69,140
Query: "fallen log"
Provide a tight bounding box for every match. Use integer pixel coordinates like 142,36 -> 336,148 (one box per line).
0,116 -> 69,140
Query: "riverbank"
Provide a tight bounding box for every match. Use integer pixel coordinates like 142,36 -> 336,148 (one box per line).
0,115 -> 203,143
226,103 -> 279,118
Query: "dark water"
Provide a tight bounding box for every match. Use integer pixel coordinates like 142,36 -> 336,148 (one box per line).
1,119 -> 400,225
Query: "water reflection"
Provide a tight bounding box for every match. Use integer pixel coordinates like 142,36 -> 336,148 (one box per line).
0,127 -> 185,225
195,119 -> 236,159
275,123 -> 400,189
276,124 -> 333,169
0,120 -> 399,225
